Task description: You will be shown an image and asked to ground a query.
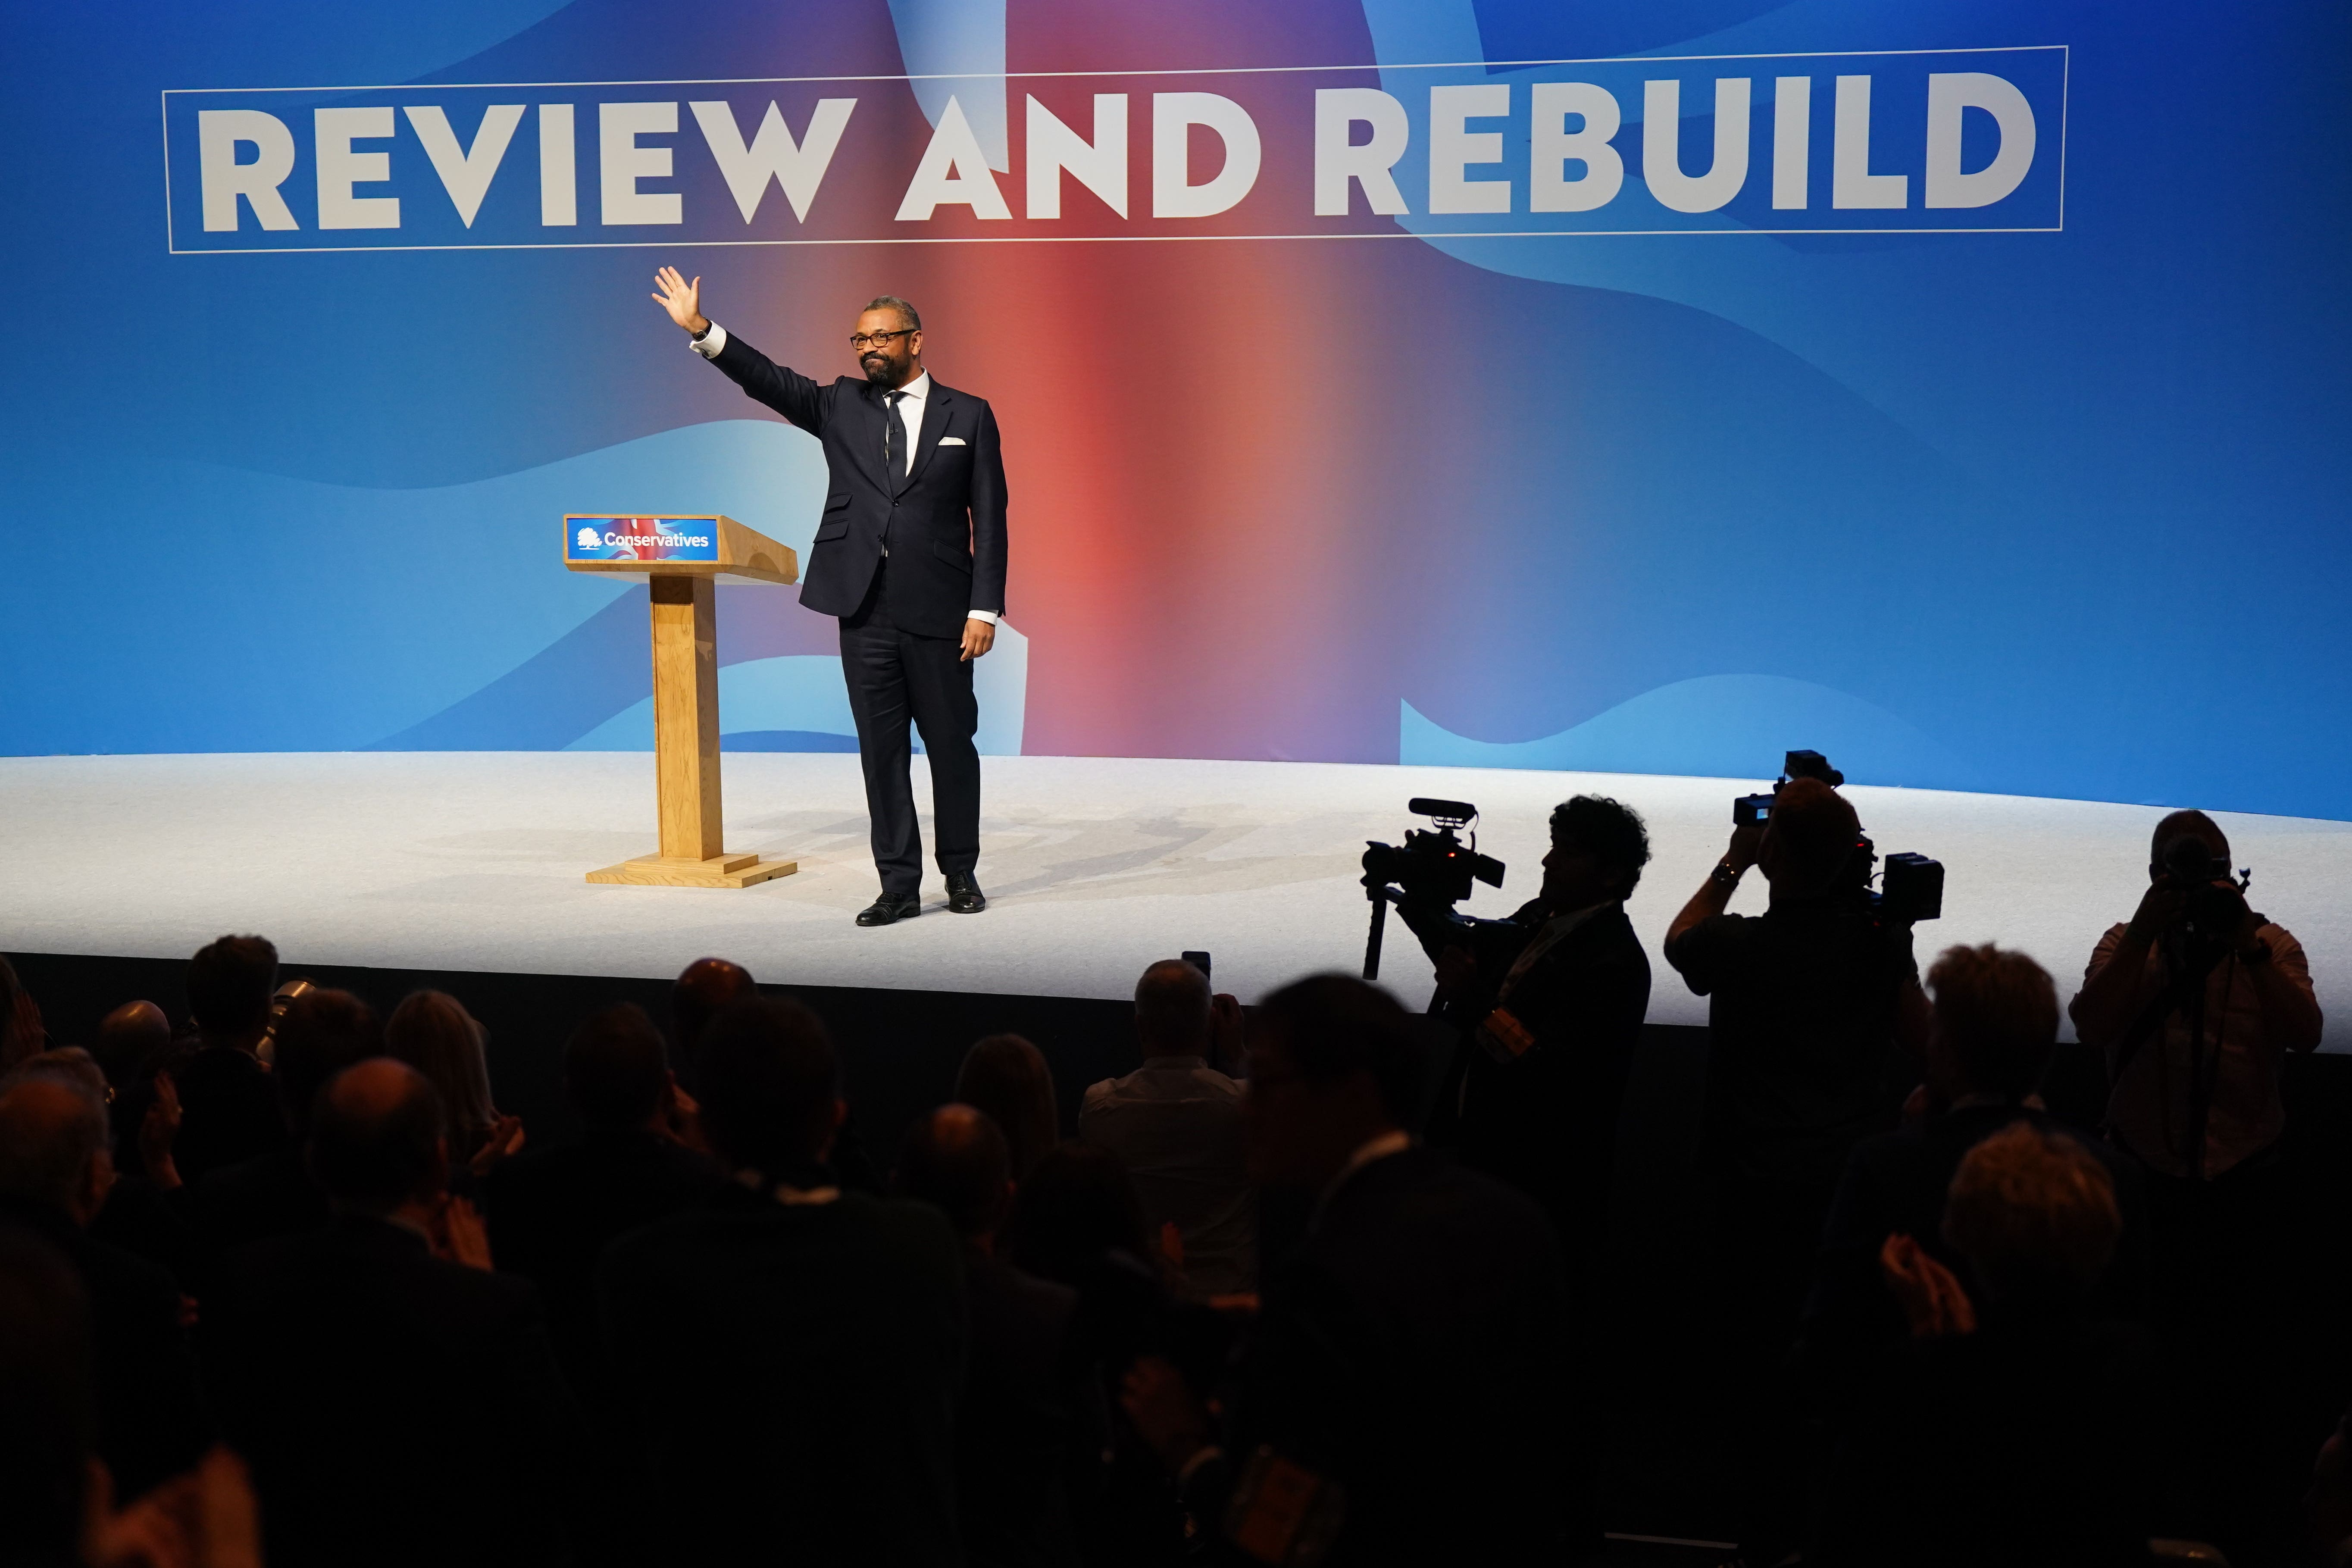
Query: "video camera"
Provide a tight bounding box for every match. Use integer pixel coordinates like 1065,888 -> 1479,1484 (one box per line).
1359,798 -> 1505,980
1362,798 -> 1505,909
1735,751 -> 1946,925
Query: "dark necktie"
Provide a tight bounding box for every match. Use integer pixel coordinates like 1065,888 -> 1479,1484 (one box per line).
883,390 -> 909,492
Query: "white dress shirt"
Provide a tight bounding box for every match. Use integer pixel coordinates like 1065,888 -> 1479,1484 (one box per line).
694,322 -> 996,625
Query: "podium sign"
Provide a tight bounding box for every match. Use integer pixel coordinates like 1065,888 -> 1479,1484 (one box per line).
563,513 -> 800,888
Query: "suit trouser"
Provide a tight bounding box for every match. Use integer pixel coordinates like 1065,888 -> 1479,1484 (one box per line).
838,558 -> 980,895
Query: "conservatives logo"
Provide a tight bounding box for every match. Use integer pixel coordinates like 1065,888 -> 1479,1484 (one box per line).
575,525 -> 601,552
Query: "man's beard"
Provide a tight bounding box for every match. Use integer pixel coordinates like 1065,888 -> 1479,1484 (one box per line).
862,354 -> 900,386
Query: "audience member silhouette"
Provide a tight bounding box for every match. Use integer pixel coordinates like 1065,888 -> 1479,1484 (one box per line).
0,1219 -> 99,1567
1003,1139 -> 1192,1565
0,1069 -> 208,1502
897,1105 -> 1084,1568
1123,973 -> 1580,1566
1079,958 -> 1254,1295
1422,792 -> 1653,1310
90,1000 -> 170,1093
668,956 -> 755,1086
149,937 -> 285,1185
386,990 -> 508,1168
0,951 -> 48,1070
1815,1120 -> 2160,1567
1803,943 -> 2148,1414
597,995 -> 965,1567
179,987 -> 380,1261
485,1003 -> 717,1394
959,1033 -> 1061,1182
207,1058 -> 575,1567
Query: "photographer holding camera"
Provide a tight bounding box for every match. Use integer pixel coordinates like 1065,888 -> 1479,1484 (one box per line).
2068,809 -> 2321,1554
1663,772 -> 1929,1566
1414,795 -> 1654,1300
2070,810 -> 2320,1183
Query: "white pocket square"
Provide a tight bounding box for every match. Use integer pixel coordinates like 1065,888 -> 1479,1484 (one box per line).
938,436 -> 967,446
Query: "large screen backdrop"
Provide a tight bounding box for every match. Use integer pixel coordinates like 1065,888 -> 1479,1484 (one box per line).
6,0 -> 2349,819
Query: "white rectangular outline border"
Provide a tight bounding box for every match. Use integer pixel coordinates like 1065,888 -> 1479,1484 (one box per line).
162,44 -> 2068,254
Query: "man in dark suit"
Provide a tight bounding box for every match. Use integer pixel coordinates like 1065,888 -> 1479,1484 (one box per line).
1122,975 -> 1582,1566
1417,794 -> 1653,1306
206,1059 -> 577,1567
598,995 -> 967,1566
896,1104 -> 1083,1568
485,1002 -> 717,1393
653,267 -> 1007,926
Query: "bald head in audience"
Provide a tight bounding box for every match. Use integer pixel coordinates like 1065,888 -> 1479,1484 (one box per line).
673,958 -> 757,1071
309,1058 -> 448,1219
895,1104 -> 1014,1246
1134,958 -> 1211,1061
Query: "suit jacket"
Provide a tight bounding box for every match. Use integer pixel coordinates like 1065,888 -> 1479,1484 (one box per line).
597,1177 -> 968,1567
710,333 -> 1007,638
1189,1146 -> 1579,1565
1799,1103 -> 2151,1415
175,1143 -> 330,1287
1425,901 -> 1651,1246
150,1042 -> 286,1183
483,1129 -> 719,1393
0,1196 -> 208,1502
958,1250 -> 1083,1568
206,1215 -> 579,1568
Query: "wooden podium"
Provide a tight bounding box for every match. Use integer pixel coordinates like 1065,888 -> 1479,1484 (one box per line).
564,514 -> 801,889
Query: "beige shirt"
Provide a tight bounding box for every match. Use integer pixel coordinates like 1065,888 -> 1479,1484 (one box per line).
2082,921 -> 2315,1178
1080,1058 -> 1254,1295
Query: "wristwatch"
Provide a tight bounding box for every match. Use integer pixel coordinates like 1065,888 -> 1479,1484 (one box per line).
1710,860 -> 1744,889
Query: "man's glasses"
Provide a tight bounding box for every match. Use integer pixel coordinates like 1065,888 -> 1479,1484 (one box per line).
850,328 -> 916,351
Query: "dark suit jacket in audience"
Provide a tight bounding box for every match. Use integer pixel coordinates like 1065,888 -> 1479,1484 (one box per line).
156,1042 -> 286,1183
206,1215 -> 579,1568
484,1130 -> 718,1391
1814,1302 -> 2162,1567
0,1195 -> 208,1501
179,1143 -> 329,1261
1189,1145 -> 1577,1566
598,1175 -> 968,1567
1801,1102 -> 2150,1414
958,1249 -> 1082,1568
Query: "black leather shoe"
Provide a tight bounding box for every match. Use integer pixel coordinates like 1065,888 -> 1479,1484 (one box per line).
855,893 -> 921,927
944,872 -> 986,914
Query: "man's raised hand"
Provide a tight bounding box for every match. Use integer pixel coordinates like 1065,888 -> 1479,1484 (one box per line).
651,266 -> 710,335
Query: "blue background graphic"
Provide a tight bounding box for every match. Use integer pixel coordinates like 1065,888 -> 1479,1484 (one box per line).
2,0 -> 2347,818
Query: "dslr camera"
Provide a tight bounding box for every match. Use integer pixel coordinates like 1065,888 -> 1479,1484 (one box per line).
1359,798 -> 1506,979
2156,835 -> 2253,949
1735,750 -> 1946,925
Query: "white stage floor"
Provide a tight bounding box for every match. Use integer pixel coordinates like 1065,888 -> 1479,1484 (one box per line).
3,753 -> 2348,1045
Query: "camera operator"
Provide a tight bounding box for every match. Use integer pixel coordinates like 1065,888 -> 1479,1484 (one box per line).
1661,775 -> 1929,1566
1415,795 -> 1652,1303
